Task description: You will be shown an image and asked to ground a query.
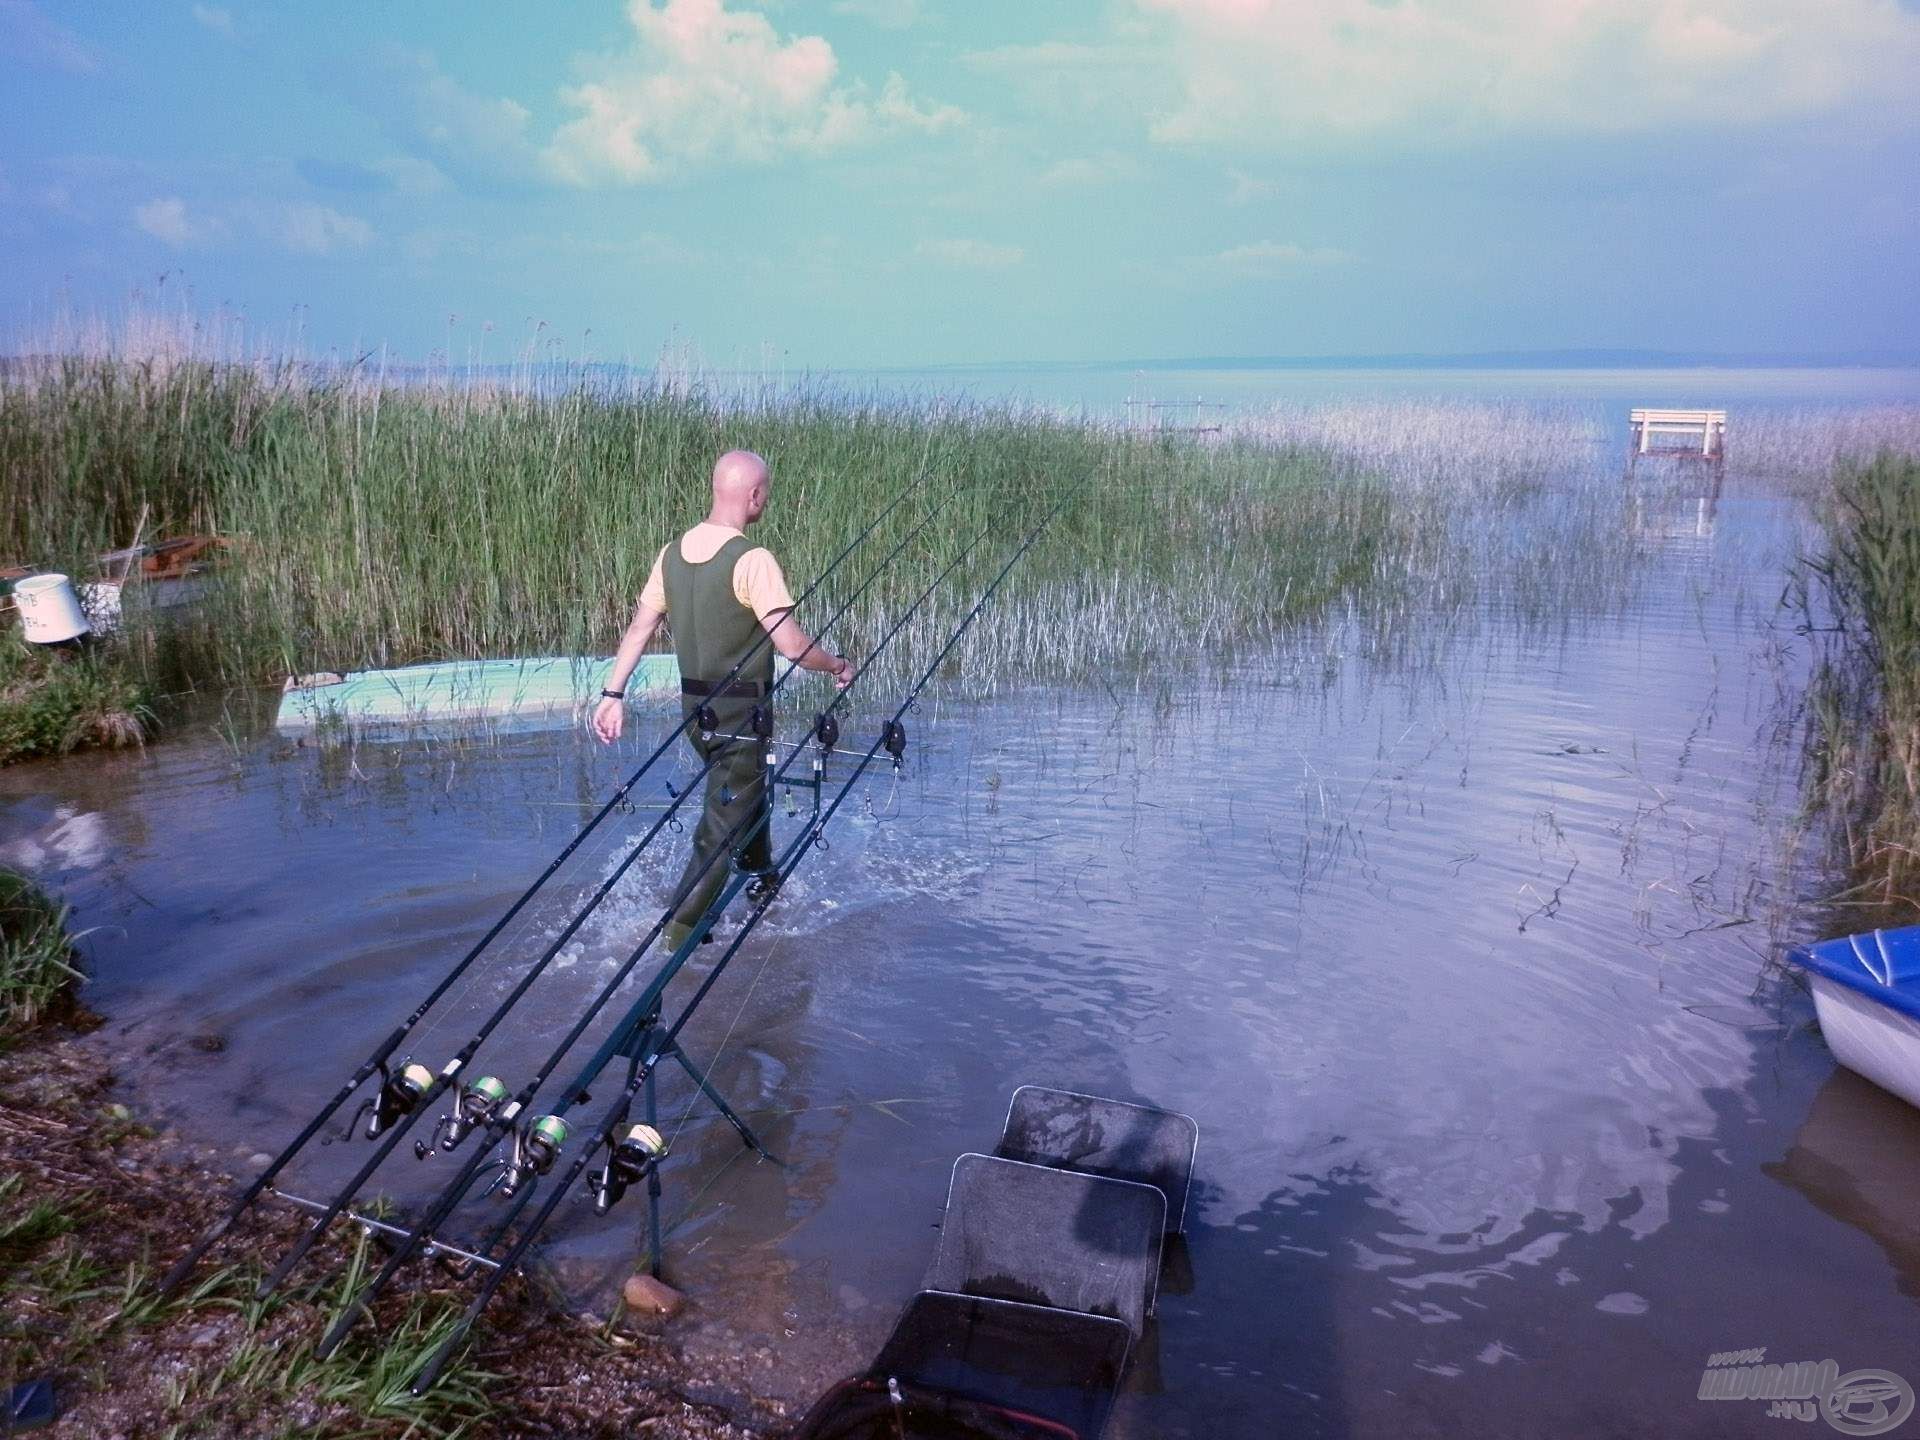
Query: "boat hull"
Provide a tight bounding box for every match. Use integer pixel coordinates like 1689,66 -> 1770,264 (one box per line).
1788,926 -> 1920,1112
1807,973 -> 1920,1112
275,654 -> 680,734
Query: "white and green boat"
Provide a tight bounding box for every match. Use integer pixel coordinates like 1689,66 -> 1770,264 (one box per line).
275,654 -> 680,734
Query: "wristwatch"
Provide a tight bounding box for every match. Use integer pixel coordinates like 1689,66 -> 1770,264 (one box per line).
600,687 -> 625,700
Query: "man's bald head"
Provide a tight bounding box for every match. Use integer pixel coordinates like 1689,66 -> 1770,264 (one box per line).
710,449 -> 771,526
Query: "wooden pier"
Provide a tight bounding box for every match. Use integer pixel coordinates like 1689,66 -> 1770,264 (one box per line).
1627,407 -> 1726,479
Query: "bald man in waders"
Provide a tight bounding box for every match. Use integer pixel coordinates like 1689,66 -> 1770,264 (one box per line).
592,450 -> 854,955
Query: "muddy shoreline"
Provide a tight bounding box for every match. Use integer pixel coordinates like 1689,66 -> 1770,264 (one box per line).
0,1015 -> 795,1439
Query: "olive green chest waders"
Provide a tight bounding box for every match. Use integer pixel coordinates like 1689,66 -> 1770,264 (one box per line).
661,534 -> 777,952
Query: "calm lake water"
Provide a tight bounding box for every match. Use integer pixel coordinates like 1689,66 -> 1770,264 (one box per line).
6,390 -> 1920,1436
829,363 -> 1920,417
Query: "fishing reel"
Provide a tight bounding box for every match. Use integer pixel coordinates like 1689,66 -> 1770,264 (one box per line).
365,1062 -> 435,1140
500,1114 -> 569,1199
881,719 -> 908,768
749,704 -> 774,741
693,703 -> 719,740
814,712 -> 840,750
590,1122 -> 668,1214
421,1074 -> 508,1156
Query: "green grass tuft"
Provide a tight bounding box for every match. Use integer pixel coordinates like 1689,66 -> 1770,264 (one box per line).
0,867 -> 84,1031
0,627 -> 152,765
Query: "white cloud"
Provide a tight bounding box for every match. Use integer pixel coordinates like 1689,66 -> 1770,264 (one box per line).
1,0 -> 100,73
961,40 -> 1139,75
1135,0 -> 1920,147
371,155 -> 452,196
1207,240 -> 1348,276
544,0 -> 963,185
135,197 -> 222,247
190,5 -> 234,37
134,196 -> 373,254
831,0 -> 921,28
1038,153 -> 1143,188
263,202 -> 374,255
916,238 -> 1024,269
1225,167 -> 1273,206
361,44 -> 546,185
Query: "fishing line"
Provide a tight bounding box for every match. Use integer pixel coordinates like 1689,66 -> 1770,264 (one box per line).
406,477 -> 1093,1394
159,444 -> 943,1299
253,465 -> 981,1301
313,489 -> 1031,1359
406,805 -> 642,1059
664,479 -> 1089,1168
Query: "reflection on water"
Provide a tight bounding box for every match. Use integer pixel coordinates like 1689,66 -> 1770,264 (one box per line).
5,469 -> 1920,1436
1767,1066 -> 1920,1303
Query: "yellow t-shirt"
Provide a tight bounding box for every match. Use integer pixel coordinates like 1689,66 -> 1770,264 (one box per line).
640,523 -> 795,620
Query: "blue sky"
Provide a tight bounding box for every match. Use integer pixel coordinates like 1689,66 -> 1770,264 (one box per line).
3,0 -> 1917,367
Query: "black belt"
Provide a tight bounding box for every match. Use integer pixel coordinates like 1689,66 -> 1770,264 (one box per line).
681,676 -> 766,699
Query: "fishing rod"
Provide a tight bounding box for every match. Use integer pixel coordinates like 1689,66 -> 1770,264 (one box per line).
311,493 -> 1027,1362
405,485 -> 1082,1394
248,479 -> 969,1301
158,458 -> 934,1299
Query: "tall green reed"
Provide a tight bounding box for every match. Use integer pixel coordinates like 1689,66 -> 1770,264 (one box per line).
3,360 -> 1421,692
1797,450 -> 1920,908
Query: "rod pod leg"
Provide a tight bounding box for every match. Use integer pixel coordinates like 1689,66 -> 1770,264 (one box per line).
664,1044 -> 775,1167
644,1062 -> 665,1280
665,1039 -> 781,1164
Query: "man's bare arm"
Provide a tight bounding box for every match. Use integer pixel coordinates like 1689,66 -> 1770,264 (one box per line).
592,599 -> 665,743
607,599 -> 665,692
761,608 -> 855,688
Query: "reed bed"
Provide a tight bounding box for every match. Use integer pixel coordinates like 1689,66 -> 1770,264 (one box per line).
1798,451 -> 1920,908
2,359 -> 1424,695
1227,397 -> 1608,494
1733,407 -> 1920,491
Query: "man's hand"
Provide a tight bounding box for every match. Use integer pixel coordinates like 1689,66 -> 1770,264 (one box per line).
832,656 -> 856,690
591,695 -> 626,744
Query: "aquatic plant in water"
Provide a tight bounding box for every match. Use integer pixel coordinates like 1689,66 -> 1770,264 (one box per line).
0,867 -> 82,1030
1797,451 -> 1920,911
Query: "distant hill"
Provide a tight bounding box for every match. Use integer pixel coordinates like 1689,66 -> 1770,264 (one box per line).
908,348 -> 1920,374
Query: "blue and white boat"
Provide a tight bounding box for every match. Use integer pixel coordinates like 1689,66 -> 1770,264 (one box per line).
1786,927 -> 1920,1111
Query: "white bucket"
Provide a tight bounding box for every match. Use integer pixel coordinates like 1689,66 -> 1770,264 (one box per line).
12,573 -> 91,644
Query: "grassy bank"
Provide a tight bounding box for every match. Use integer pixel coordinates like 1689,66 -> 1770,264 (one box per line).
0,1037 -> 779,1439
1799,451 -> 1920,911
0,877 -> 778,1438
0,628 -> 151,766
2,358 -> 1422,695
